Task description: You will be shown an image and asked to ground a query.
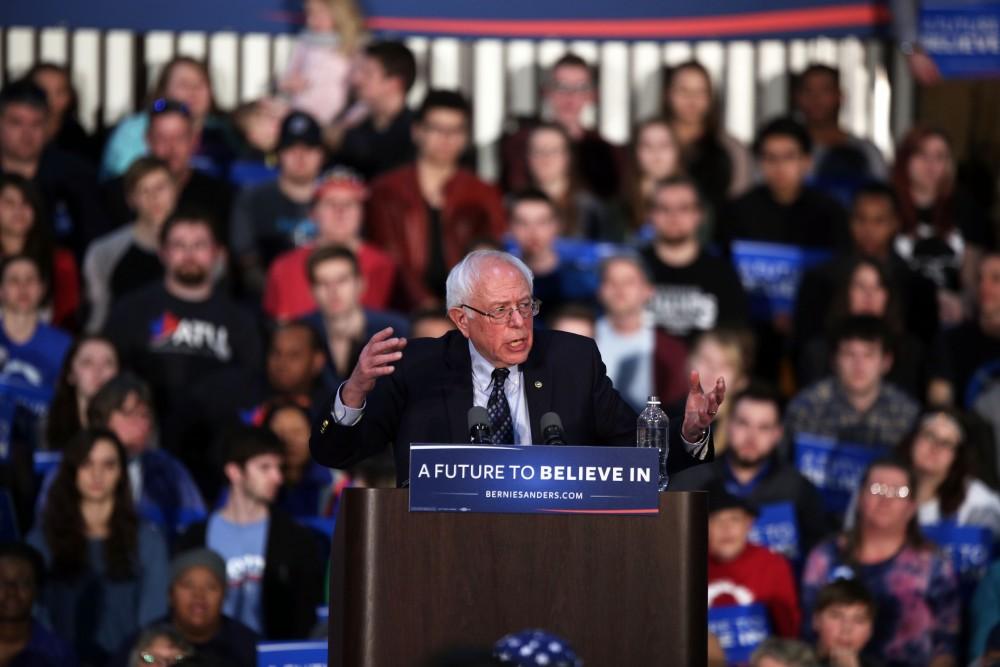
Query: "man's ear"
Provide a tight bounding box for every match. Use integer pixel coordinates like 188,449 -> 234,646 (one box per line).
449,307 -> 471,338
311,350 -> 326,376
223,461 -> 241,486
880,351 -> 894,375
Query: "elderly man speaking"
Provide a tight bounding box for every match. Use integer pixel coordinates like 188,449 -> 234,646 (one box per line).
310,249 -> 725,486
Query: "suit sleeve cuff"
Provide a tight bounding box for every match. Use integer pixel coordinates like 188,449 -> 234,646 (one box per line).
680,425 -> 710,460
332,382 -> 365,426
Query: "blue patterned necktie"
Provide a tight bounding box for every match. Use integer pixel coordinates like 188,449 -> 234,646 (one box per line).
487,368 -> 514,445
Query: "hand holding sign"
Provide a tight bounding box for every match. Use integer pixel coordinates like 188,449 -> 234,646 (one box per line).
682,371 -> 725,442
341,327 -> 407,408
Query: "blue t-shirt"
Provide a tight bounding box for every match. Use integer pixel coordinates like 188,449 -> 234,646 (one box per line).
206,512 -> 268,633
0,322 -> 71,394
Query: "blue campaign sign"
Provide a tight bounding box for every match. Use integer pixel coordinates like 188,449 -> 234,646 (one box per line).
409,444 -> 659,515
257,641 -> 327,667
749,502 -> 800,562
921,2 -> 1000,79
922,521 -> 995,591
794,434 -> 886,516
731,241 -> 832,321
708,603 -> 772,666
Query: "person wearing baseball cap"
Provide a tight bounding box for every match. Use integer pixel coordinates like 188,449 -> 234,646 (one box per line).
109,548 -> 259,667
263,167 -> 399,320
230,109 -> 326,296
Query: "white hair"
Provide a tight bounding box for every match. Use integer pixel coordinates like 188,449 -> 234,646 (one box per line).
445,250 -> 534,310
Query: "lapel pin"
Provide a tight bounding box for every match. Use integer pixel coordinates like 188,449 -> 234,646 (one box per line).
320,418 -> 330,434
534,381 -> 543,389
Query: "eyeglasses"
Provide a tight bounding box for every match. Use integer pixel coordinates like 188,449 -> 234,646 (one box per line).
868,482 -> 910,499
140,652 -> 187,666
917,428 -> 960,452
150,98 -> 191,118
462,299 -> 541,324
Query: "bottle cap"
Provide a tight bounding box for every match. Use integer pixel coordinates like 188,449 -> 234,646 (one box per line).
646,396 -> 661,405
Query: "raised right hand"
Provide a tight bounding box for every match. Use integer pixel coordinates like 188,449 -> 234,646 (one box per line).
341,327 -> 407,408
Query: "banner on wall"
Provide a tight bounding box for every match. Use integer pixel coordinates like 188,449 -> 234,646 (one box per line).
921,2 -> 1000,79
2,1 -> 890,40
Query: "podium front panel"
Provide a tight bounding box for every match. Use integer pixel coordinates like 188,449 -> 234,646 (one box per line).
330,489 -> 707,666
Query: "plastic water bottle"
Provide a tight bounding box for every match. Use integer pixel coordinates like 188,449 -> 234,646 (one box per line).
637,396 -> 669,490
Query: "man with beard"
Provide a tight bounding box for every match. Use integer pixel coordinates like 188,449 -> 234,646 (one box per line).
640,175 -> 749,340
671,384 -> 832,557
105,210 -> 262,465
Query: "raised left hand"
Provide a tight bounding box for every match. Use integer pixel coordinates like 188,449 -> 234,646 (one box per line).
681,370 -> 726,441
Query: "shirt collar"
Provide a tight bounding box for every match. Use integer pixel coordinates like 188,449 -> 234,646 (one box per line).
469,340 -> 520,393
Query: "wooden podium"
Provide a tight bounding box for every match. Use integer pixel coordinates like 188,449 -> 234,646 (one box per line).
329,489 -> 707,666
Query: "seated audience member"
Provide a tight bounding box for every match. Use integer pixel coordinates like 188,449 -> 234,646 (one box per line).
971,563 -> 1000,663
811,579 -> 882,667
793,64 -> 887,195
506,189 -> 598,311
0,542 -> 74,667
263,168 -> 396,320
333,41 -> 418,180
410,307 -> 455,339
102,99 -> 233,238
111,549 -> 258,667
501,53 -> 622,198
801,459 -> 960,667
661,61 -> 752,221
303,245 -> 409,388
547,303 -> 596,339
750,639 -> 819,667
900,408 -> 1000,538
366,90 -> 505,308
45,334 -> 118,450
892,127 -> 993,325
267,400 -> 345,518
0,255 -> 72,396
684,329 -> 754,453
124,625 -> 193,667
930,252 -> 1000,453
796,257 -> 928,400
784,316 -> 919,452
83,157 -> 175,332
104,210 -> 262,464
616,117 -> 684,241
0,80 -> 105,255
640,176 -> 749,339
27,62 -> 95,162
100,56 -> 238,181
66,373 -> 204,539
794,183 -> 940,350
672,384 -> 832,558
230,110 -> 324,294
0,174 -> 79,328
523,123 -> 611,240
28,429 -> 169,664
707,489 -> 800,638
227,98 -> 282,187
594,254 -> 688,411
176,426 -> 324,639
721,116 -> 847,251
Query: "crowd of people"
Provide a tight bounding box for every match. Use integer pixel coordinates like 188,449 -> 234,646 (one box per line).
0,3 -> 998,665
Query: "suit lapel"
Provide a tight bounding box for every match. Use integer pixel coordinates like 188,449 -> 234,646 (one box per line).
443,331 -> 474,444
522,333 -> 552,445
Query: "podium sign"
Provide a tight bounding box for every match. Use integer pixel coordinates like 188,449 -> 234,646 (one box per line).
409,444 -> 659,515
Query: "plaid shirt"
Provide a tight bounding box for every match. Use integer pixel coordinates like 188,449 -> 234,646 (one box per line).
785,378 -> 920,450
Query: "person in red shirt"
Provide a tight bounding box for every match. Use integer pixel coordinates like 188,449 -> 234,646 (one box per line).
708,488 -> 801,639
263,168 -> 396,321
366,90 -> 505,310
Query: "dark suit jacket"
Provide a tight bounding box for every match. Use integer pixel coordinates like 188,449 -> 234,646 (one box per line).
310,329 -> 713,486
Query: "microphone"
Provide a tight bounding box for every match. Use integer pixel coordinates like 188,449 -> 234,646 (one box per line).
540,412 -> 566,446
468,406 -> 492,444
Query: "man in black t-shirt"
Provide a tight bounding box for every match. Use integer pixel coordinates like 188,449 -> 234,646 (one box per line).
104,210 -> 262,465
641,176 -> 749,339
102,99 -> 233,238
333,41 -> 417,181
